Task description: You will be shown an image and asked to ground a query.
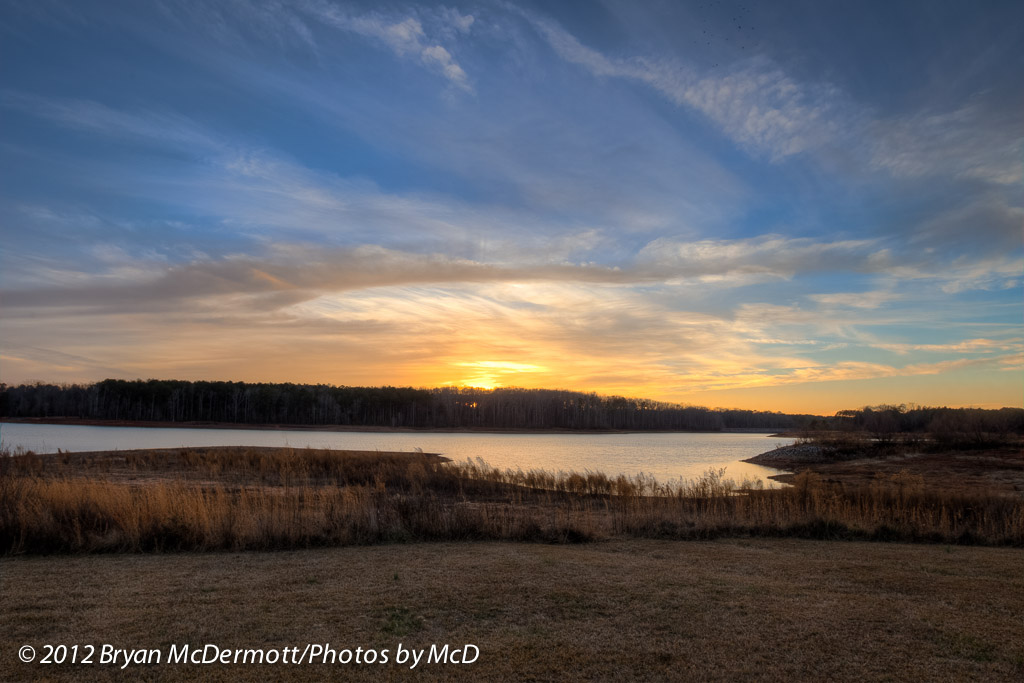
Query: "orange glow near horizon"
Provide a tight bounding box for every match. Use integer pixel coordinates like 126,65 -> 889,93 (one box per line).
2,282 -> 1021,417
4,349 -> 1022,416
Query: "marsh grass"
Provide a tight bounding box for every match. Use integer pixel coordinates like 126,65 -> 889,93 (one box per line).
1,447 -> 1021,553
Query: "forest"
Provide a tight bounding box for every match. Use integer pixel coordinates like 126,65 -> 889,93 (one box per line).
1,379 -> 807,431
827,404 -> 1024,444
3,381 -> 1021,436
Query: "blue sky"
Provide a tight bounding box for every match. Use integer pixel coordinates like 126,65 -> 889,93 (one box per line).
1,0 -> 1021,413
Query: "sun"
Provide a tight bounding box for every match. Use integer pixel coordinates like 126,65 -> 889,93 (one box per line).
448,361 -> 549,391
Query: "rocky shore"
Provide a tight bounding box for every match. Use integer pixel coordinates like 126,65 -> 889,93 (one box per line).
744,443 -> 842,468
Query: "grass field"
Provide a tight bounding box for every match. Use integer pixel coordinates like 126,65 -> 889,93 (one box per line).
2,446 -> 1023,680
3,446 -> 1023,553
2,538 -> 1023,681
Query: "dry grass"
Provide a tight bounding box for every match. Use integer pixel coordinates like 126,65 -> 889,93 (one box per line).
772,448 -> 1024,493
1,539 -> 1023,681
2,447 -> 1023,553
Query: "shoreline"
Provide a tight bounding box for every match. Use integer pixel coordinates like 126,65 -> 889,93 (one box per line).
743,441 -> 1024,493
13,444 -> 451,462
0,416 -> 785,436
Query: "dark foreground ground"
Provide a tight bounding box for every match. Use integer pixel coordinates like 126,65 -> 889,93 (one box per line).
2,538 -> 1022,682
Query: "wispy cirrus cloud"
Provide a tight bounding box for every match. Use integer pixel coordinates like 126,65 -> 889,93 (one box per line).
870,101 -> 1024,186
300,1 -> 474,90
0,245 -> 636,315
151,0 -> 320,52
524,13 -> 844,161
140,1 -> 477,91
637,235 -> 884,280
523,7 -> 1024,203
4,88 -> 1017,311
0,90 -> 220,151
2,88 -> 721,256
809,290 -> 900,310
0,229 -> 946,317
874,338 -> 1024,355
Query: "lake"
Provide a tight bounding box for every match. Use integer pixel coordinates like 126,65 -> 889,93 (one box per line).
0,422 -> 792,485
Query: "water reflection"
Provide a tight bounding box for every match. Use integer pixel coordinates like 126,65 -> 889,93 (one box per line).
0,423 -> 791,486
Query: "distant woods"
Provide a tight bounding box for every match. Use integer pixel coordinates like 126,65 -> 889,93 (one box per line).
1,379 -> 803,431
1,381 -> 1021,437
822,404 -> 1024,447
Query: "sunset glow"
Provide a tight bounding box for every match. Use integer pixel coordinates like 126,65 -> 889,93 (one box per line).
1,1 -> 1021,415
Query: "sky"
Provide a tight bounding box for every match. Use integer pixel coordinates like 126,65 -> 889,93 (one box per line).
1,0 -> 1022,415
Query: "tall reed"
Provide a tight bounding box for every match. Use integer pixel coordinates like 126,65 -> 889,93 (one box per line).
1,448 -> 1021,553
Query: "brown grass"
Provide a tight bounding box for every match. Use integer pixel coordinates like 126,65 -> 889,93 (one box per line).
2,539 -> 1023,681
2,446 -> 1023,553
774,448 -> 1024,493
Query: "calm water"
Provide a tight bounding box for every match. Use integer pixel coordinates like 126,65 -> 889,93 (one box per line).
0,422 -> 791,485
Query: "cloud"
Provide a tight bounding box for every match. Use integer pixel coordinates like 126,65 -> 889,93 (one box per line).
874,338 -> 1024,355
3,86 -> 1014,314
637,235 -> 882,280
302,1 -> 473,90
151,0 -> 319,52
0,230 -> 921,316
4,258 -> 1019,401
870,101 -> 1024,186
935,256 -> 1023,295
523,7 -> 1024,198
909,193 -> 1024,257
0,342 -> 132,380
0,245 -> 636,315
0,90 -> 219,151
455,361 -> 546,371
783,356 -> 1019,386
746,338 -> 821,346
438,7 -> 474,35
809,290 -> 900,310
0,89 -> 725,275
420,44 -> 468,86
524,13 -> 844,161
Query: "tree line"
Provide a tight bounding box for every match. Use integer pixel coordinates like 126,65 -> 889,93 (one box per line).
0,379 -> 811,431
826,404 -> 1024,445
